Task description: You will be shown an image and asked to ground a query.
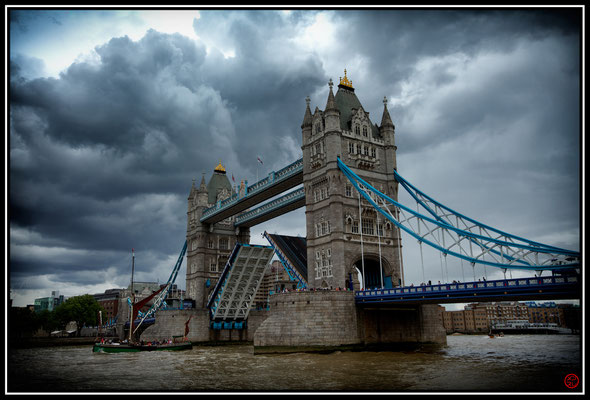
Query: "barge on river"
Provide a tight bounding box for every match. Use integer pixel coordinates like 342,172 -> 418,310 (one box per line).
93,340 -> 192,353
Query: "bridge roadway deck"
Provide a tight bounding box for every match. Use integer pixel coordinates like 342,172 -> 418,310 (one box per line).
355,275 -> 581,306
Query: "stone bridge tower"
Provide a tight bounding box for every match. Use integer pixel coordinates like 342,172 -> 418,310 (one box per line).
186,163 -> 250,309
301,70 -> 402,290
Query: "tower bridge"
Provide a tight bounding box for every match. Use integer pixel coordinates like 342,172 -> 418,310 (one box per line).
139,70 -> 580,352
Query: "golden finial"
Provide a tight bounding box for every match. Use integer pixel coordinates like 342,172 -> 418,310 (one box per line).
214,161 -> 226,173
339,68 -> 353,89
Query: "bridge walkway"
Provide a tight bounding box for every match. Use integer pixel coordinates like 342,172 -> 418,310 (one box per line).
356,274 -> 581,306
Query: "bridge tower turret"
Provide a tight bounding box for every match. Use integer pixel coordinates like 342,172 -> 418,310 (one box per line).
186,163 -> 251,309
301,70 -> 403,290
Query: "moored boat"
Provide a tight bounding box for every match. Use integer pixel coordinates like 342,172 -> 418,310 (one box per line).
93,340 -> 192,353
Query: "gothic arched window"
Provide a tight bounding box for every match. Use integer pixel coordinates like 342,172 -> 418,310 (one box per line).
315,122 -> 322,135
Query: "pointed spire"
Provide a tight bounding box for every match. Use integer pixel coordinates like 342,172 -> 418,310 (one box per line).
198,173 -> 207,192
189,178 -> 197,197
380,96 -> 394,128
325,78 -> 337,112
301,95 -> 312,128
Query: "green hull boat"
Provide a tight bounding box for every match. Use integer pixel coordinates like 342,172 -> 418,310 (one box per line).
93,341 -> 192,353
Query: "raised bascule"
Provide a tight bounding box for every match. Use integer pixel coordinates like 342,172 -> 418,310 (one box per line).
133,70 -> 580,353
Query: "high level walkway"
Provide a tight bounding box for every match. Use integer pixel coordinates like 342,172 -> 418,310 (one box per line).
235,187 -> 305,227
200,158 -> 303,225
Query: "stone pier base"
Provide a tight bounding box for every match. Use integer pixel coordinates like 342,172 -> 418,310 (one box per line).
358,304 -> 447,349
253,291 -> 446,354
253,290 -> 360,354
139,308 -> 270,343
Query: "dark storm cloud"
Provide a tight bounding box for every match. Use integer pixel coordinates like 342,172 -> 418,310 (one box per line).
9,13 -> 327,298
192,10 -> 327,171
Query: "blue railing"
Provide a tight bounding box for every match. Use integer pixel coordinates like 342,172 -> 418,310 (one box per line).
200,158 -> 303,221
355,275 -> 580,304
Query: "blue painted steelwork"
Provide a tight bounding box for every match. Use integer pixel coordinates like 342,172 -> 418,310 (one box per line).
393,169 -> 576,268
263,231 -> 307,289
393,170 -> 569,253
355,275 -> 580,305
201,158 -> 303,222
234,187 -> 305,226
133,241 -> 188,333
210,320 -> 246,330
337,157 -> 580,271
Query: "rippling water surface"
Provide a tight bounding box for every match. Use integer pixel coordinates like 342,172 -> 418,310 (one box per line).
8,334 -> 582,393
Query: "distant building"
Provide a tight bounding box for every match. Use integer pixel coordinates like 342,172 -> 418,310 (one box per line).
474,301 -> 530,326
253,260 -> 295,309
92,289 -> 124,323
34,291 -> 65,312
527,301 -> 566,328
442,301 -> 580,334
441,307 -> 489,333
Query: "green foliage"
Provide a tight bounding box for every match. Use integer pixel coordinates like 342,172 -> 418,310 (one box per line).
35,309 -> 61,332
9,295 -> 106,338
54,294 -> 106,336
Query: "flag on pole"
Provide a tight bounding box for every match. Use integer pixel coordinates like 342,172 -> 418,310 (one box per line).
257,157 -> 263,165
232,174 -> 235,183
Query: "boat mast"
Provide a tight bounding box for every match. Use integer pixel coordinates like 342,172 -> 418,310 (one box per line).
129,248 -> 135,343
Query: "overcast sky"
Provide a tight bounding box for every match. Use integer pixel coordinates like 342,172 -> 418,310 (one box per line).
7,7 -> 583,308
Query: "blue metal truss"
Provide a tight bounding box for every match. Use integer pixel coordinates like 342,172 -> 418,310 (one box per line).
337,157 -> 580,272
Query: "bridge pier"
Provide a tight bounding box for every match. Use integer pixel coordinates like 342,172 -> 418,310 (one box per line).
358,304 -> 446,350
138,308 -> 271,344
253,291 -> 446,354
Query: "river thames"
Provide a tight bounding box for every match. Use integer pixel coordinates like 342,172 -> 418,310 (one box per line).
7,334 -> 582,393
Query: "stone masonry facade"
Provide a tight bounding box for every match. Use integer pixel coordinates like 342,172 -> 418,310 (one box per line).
301,71 -> 402,291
